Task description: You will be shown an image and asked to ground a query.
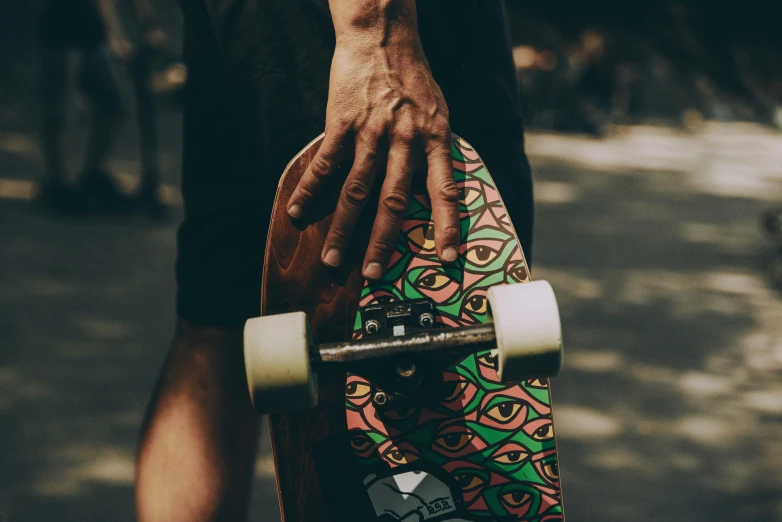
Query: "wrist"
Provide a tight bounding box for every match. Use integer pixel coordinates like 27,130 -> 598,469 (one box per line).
330,0 -> 419,47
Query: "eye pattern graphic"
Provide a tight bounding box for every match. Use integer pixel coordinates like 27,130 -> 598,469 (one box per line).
453,472 -> 485,493
407,224 -> 436,251
493,449 -> 529,465
383,447 -> 419,466
501,490 -> 532,509
415,272 -> 451,291
542,461 -> 559,481
434,427 -> 477,453
349,433 -> 373,453
350,137 -> 561,515
477,351 -> 497,369
463,294 -> 487,315
526,378 -> 548,389
465,245 -> 500,267
346,381 -> 371,399
508,264 -> 529,283
532,423 -> 554,441
460,186 -> 482,207
442,380 -> 467,402
485,401 -> 522,424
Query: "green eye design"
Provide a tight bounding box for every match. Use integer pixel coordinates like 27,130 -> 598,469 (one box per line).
465,245 -> 499,267
486,401 -> 522,424
501,490 -> 532,508
494,449 -> 529,465
407,224 -> 436,251
532,424 -> 554,441
453,472 -> 485,492
415,272 -> 451,291
463,294 -> 487,314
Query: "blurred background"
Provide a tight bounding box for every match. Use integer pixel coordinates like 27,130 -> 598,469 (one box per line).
1,1 -> 782,521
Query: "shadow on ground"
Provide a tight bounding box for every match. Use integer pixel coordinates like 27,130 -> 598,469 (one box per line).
528,124 -> 782,521
1,123 -> 782,522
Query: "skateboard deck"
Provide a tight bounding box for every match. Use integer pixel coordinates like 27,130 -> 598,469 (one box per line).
255,134 -> 564,521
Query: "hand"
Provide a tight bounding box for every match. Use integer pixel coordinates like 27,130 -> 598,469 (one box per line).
287,32 -> 459,281
143,28 -> 168,50
109,37 -> 135,61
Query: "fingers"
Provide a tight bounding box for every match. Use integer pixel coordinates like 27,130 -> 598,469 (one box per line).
426,132 -> 460,263
321,136 -> 382,268
362,138 -> 414,280
287,123 -> 349,219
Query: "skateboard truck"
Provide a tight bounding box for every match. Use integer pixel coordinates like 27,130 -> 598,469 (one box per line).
245,281 -> 564,414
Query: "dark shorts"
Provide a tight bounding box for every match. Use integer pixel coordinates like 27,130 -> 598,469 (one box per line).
176,0 -> 534,327
40,46 -> 124,126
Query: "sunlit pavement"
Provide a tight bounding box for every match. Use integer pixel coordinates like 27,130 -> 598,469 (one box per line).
1,123 -> 782,521
529,124 -> 782,521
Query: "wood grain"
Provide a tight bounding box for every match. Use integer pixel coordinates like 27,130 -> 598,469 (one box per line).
262,135 -> 375,521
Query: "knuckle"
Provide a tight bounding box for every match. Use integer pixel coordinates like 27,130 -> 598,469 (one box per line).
296,183 -> 314,201
309,154 -> 333,179
364,123 -> 385,142
394,123 -> 417,143
440,224 -> 460,241
328,115 -> 351,133
370,235 -> 394,255
430,119 -> 452,142
382,189 -> 409,216
329,225 -> 350,244
435,179 -> 460,203
342,180 -> 370,208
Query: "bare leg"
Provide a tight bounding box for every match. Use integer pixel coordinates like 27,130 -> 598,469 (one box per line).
129,45 -> 168,219
40,48 -> 69,183
79,46 -> 125,175
135,320 -> 260,522
131,46 -> 161,191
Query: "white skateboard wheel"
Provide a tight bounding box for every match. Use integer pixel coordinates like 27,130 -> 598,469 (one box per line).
487,281 -> 563,382
243,312 -> 318,414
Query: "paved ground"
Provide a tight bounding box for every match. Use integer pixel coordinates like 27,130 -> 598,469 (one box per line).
1,118 -> 782,521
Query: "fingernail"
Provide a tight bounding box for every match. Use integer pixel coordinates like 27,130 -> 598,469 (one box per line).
364,262 -> 383,280
442,246 -> 458,263
288,204 -> 303,219
324,248 -> 342,267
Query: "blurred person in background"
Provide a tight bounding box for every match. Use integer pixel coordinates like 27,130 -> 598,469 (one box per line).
570,30 -> 615,135
37,0 -> 174,218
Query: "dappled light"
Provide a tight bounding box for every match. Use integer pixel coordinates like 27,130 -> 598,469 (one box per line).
528,125 -> 782,520
1,0 -> 781,520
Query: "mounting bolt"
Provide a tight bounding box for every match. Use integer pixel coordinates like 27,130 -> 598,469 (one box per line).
365,319 -> 381,335
396,362 -> 417,379
418,313 -> 435,328
373,391 -> 389,406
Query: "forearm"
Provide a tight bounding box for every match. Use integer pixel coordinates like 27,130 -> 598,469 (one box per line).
132,0 -> 156,28
96,0 -> 127,41
328,0 -> 421,48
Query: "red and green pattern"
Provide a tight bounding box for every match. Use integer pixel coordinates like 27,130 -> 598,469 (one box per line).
346,136 -> 563,521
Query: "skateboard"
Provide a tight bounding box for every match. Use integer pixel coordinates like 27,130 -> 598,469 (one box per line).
244,135 -> 565,521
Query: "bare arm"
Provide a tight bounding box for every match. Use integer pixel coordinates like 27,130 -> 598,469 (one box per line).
287,0 -> 460,280
132,0 -> 155,25
96,0 -> 134,58
132,0 -> 169,48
